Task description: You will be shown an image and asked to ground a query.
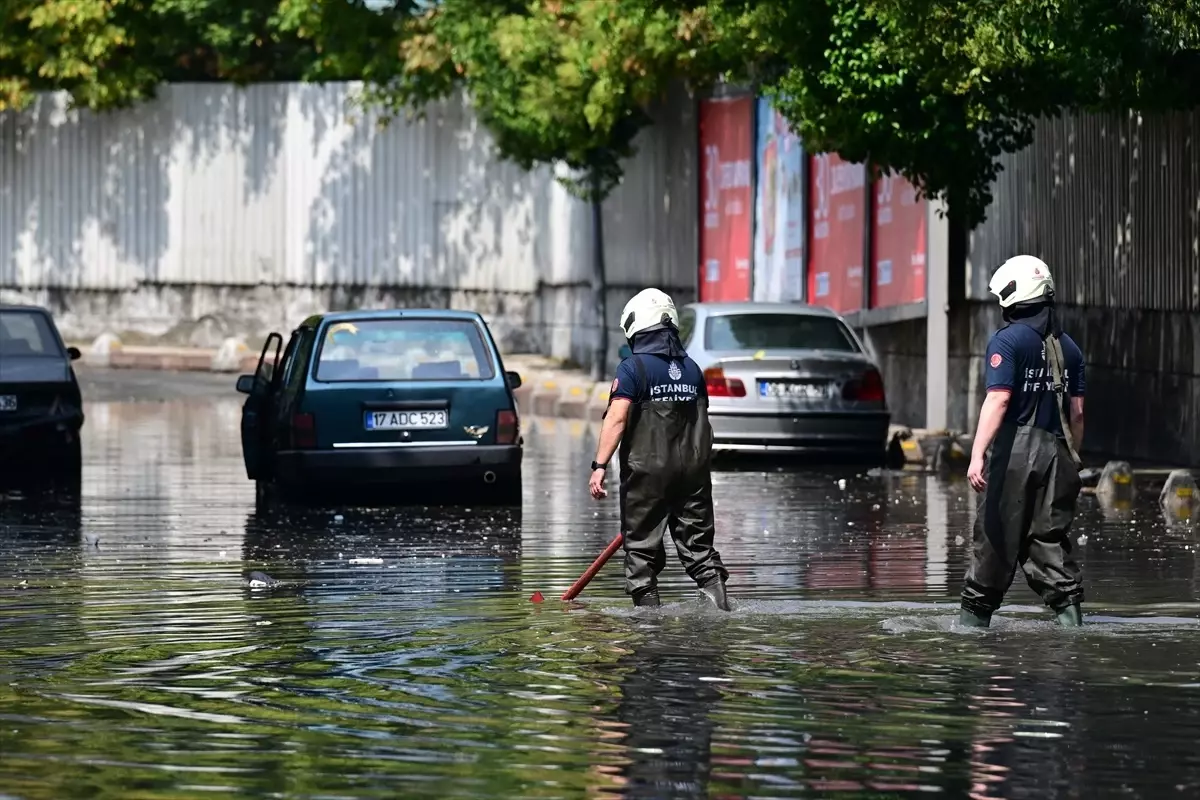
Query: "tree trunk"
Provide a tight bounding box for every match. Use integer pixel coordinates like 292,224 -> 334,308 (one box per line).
590,170 -> 608,381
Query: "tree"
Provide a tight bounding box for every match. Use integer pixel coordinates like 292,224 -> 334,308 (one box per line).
369,0 -> 720,377
0,0 -> 403,113
702,0 -> 1200,226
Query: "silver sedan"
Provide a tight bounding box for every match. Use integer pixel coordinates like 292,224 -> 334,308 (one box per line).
677,302 -> 891,459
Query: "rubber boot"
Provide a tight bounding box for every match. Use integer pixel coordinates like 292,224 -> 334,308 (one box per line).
632,588 -> 661,608
1054,603 -> 1082,627
958,607 -> 991,628
699,578 -> 731,612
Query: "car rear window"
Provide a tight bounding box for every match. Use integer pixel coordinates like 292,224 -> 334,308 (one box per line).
704,313 -> 860,352
314,318 -> 496,382
0,311 -> 59,357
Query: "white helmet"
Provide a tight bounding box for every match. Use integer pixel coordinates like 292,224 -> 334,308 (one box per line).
989,255 -> 1055,308
619,288 -> 679,339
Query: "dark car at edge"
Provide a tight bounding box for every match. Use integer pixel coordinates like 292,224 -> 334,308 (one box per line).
0,304 -> 85,490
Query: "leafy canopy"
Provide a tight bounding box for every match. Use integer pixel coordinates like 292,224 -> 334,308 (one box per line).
3,0 -> 1198,222
369,0 -> 718,201
721,0 -> 1200,223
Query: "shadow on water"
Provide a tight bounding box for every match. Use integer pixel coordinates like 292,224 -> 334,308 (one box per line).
2,402 -> 1200,797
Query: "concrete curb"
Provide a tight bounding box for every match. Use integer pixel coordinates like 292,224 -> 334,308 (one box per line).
75,336 -> 258,374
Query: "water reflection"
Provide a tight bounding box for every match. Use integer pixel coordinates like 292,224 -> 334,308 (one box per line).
0,398 -> 1198,798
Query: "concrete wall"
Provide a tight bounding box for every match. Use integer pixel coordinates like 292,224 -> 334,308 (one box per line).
0,82 -> 698,370
948,300 -> 1200,465
942,109 -> 1200,465
863,319 -> 927,428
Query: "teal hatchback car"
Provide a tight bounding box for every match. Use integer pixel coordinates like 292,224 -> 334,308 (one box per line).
236,310 -> 524,506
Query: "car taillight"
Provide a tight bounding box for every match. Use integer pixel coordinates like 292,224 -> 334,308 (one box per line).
291,412 -> 316,449
704,367 -> 746,398
843,369 -> 886,403
496,409 -> 519,444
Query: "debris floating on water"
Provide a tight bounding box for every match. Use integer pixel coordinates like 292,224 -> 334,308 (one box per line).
248,570 -> 276,589
530,591 -> 545,603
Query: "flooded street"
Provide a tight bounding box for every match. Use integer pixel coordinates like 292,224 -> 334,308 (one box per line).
2,370 -> 1199,798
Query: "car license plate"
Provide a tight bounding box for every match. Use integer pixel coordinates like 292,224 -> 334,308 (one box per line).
364,410 -> 447,430
759,381 -> 828,400
0,395 -> 15,412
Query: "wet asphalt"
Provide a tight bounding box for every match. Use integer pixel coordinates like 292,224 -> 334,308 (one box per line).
0,367 -> 1198,799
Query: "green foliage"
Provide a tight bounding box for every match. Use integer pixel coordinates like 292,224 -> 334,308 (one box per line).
2,0 -> 1198,221
0,0 -> 408,112
713,0 -> 1200,224
367,0 -> 722,201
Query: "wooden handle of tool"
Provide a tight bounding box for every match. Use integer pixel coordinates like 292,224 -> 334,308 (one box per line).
560,533 -> 624,601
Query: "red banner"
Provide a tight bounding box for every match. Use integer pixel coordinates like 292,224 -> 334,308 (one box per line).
699,97 -> 753,302
870,173 -> 927,308
808,152 -> 865,314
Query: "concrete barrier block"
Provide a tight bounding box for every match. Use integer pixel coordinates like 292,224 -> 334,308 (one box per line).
1096,460 -> 1135,519
1159,469 -> 1198,522
928,435 -> 968,473
532,381 -> 561,416
87,333 -> 122,367
1098,460 -> 1134,493
557,385 -> 589,419
212,338 -> 250,372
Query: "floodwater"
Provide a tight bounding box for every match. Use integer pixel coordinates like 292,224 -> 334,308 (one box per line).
2,371 -> 1199,799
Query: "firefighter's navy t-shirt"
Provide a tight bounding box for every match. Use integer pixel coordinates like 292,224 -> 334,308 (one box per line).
611,354 -> 706,403
984,324 -> 1085,437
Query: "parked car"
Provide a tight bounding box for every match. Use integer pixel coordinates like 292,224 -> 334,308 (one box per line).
237,309 -> 524,506
678,302 -> 890,461
0,304 -> 84,489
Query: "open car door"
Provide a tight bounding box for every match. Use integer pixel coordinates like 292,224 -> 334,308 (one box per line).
238,333 -> 283,480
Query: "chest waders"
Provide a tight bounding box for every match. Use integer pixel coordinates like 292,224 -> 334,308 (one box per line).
960,334 -> 1084,627
618,356 -> 730,609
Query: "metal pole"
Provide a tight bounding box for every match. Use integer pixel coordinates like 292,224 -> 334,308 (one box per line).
590,168 -> 608,381
925,196 -> 950,430
561,533 -> 625,600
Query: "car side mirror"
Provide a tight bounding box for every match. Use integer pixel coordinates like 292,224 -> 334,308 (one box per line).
235,374 -> 256,394
66,346 -> 81,361
505,371 -> 523,390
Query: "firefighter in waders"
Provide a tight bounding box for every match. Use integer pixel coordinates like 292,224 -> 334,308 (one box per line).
960,255 -> 1087,628
588,288 -> 731,610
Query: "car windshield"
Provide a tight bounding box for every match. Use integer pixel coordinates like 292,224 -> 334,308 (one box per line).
704,313 -> 860,352
314,318 -> 495,382
0,311 -> 60,358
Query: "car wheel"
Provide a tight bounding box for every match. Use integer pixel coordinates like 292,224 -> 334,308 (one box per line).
53,437 -> 83,496
255,478 -> 275,509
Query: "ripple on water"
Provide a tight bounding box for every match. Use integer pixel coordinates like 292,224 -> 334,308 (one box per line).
0,403 -> 1199,797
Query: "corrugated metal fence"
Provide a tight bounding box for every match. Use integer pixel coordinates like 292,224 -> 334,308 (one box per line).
0,82 -> 697,363
966,110 -> 1200,311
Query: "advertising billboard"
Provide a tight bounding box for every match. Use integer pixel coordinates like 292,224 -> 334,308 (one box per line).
871,172 -> 928,308
699,96 -> 754,302
808,152 -> 865,314
752,97 -> 805,303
